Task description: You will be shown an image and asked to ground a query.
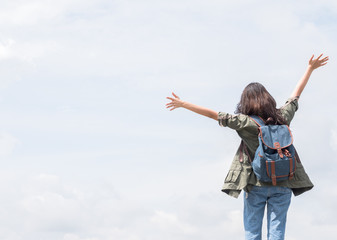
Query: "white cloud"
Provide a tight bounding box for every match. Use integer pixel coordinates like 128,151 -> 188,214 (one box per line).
22,192 -> 82,230
0,0 -> 97,26
0,133 -> 20,156
0,0 -> 336,240
63,234 -> 98,240
0,39 -> 38,87
221,210 -> 242,234
20,174 -> 84,232
0,39 -> 15,60
330,128 -> 337,150
0,170 -> 336,240
151,210 -> 197,235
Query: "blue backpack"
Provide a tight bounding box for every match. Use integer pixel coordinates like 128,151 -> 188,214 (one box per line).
247,116 -> 297,185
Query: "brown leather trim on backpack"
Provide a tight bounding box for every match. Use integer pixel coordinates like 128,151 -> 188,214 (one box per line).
290,155 -> 297,180
243,143 -> 252,163
239,141 -> 252,163
248,116 -> 262,127
274,142 -> 284,158
289,157 -> 294,180
266,161 -> 270,177
265,156 -> 297,184
295,149 -> 301,163
259,126 -> 294,150
239,141 -> 244,163
271,161 -> 277,186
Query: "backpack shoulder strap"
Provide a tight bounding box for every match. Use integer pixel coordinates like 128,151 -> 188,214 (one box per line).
239,140 -> 252,163
249,115 -> 266,127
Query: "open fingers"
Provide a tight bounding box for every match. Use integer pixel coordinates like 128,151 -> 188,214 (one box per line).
166,97 -> 175,101
166,99 -> 177,108
309,54 -> 329,68
309,54 -> 314,62
320,56 -> 329,62
320,60 -> 328,66
166,104 -> 177,111
172,92 -> 180,99
319,56 -> 329,66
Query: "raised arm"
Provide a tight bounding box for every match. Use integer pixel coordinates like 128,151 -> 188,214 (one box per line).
166,92 -> 218,120
291,54 -> 329,99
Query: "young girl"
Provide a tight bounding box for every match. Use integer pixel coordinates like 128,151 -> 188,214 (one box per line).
166,54 -> 329,240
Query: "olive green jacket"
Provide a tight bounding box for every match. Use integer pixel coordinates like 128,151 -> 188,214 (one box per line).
218,98 -> 314,198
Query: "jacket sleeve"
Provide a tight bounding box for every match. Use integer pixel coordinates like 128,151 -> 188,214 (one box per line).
280,97 -> 299,125
218,112 -> 252,130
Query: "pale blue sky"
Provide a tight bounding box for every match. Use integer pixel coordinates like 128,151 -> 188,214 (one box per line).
0,0 -> 336,239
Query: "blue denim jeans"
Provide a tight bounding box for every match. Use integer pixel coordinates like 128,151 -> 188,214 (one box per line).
243,186 -> 292,240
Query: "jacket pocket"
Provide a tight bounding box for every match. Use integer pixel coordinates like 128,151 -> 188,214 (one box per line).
225,170 -> 241,183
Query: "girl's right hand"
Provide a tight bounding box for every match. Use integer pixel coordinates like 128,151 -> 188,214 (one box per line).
166,92 -> 184,111
308,54 -> 329,70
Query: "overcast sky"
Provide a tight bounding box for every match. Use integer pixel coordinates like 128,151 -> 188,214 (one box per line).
0,0 -> 337,239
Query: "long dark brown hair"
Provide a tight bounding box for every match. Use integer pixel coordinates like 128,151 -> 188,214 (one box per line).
235,82 -> 286,125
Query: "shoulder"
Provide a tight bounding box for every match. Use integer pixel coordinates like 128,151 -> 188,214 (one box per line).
218,112 -> 258,131
280,97 -> 299,125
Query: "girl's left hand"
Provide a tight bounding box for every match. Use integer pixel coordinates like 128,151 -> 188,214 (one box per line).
166,92 -> 184,111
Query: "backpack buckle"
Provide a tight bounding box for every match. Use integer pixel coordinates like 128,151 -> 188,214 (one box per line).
274,142 -> 284,158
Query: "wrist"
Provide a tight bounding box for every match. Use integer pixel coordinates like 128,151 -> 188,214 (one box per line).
307,65 -> 315,72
